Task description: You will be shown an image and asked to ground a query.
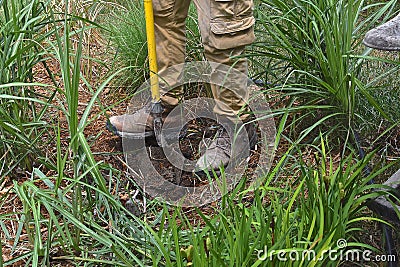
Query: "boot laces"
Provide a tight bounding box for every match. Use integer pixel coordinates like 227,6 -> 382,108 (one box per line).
211,127 -> 231,155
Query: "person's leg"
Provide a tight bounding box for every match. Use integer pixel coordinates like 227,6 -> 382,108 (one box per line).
204,45 -> 250,122
154,0 -> 191,108
108,0 -> 190,136
195,0 -> 255,121
364,13 -> 400,51
193,0 -> 256,172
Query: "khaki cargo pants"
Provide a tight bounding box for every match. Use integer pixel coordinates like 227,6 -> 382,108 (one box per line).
153,0 -> 255,120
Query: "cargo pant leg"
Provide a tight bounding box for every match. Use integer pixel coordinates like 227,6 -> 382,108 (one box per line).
194,0 -> 255,121
153,0 -> 191,108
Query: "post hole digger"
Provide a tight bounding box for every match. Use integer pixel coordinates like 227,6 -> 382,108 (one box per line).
107,0 -> 165,147
143,0 -> 164,147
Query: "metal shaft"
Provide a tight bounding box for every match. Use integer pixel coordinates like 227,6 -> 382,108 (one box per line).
144,0 -> 160,102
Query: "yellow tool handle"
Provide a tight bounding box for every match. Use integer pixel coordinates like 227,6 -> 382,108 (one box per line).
144,0 -> 160,102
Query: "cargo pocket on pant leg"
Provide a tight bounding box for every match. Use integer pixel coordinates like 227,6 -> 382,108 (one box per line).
208,0 -> 256,50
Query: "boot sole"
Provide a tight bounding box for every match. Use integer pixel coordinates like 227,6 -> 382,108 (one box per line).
106,120 -> 187,141
106,120 -> 154,139
363,39 -> 400,51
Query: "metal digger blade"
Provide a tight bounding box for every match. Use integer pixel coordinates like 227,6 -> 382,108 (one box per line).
151,101 -> 164,147
153,115 -> 164,147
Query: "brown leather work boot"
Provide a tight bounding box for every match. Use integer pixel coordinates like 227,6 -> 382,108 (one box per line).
107,104 -> 176,139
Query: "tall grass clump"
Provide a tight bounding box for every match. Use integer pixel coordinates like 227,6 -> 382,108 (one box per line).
0,0 -> 55,177
251,0 -> 397,137
356,50 -> 400,138
104,0 -> 148,89
49,0 -> 113,81
1,2 -> 167,265
126,140 -> 391,266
